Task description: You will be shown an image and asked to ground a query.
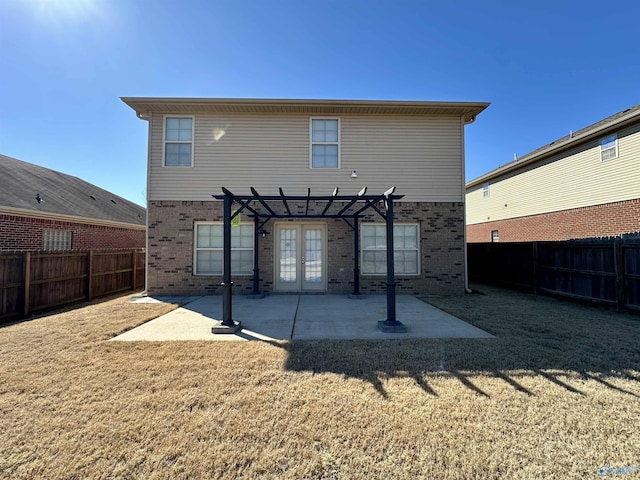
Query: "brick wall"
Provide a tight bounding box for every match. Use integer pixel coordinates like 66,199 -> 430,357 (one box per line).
0,214 -> 146,251
467,197 -> 640,242
147,200 -> 465,296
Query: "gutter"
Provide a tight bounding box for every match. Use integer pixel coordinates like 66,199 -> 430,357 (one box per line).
0,206 -> 146,230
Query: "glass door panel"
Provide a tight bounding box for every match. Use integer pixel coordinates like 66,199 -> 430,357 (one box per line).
302,227 -> 324,290
275,223 -> 326,292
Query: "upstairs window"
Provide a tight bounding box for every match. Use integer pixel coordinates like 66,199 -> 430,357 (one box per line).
310,118 -> 339,168
43,230 -> 72,250
491,230 -> 499,243
164,116 -> 193,167
600,134 -> 617,161
483,182 -> 490,198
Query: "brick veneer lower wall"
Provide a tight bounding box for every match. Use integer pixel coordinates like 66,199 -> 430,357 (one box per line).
0,214 -> 146,251
467,198 -> 640,243
147,200 -> 466,296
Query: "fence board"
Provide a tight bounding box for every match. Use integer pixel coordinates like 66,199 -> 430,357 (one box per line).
0,249 -> 145,322
468,238 -> 640,312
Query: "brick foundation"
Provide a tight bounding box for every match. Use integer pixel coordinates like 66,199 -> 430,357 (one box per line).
147,200 -> 466,296
467,198 -> 640,242
0,214 -> 146,251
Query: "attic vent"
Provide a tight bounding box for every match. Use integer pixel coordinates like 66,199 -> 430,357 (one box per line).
90,195 -> 96,201
110,199 -> 117,204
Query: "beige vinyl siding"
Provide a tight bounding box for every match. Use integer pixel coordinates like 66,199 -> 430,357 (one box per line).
466,122 -> 640,225
149,113 -> 463,202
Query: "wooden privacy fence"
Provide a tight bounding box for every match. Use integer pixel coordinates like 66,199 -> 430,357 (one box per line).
0,249 -> 145,322
468,239 -> 640,312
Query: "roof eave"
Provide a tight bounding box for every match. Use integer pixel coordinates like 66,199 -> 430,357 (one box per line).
121,97 -> 489,123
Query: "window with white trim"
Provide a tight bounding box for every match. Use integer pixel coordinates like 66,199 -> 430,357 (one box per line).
600,134 -> 617,161
482,182 -> 490,198
43,230 -> 72,250
164,116 -> 193,167
310,118 -> 339,168
361,224 -> 420,275
194,223 -> 254,275
491,230 -> 499,243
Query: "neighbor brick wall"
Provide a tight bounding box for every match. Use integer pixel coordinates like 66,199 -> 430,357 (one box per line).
0,214 -> 146,251
467,198 -> 640,243
147,200 -> 465,296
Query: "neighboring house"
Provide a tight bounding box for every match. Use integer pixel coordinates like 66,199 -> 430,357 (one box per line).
466,105 -> 640,243
122,97 -> 489,296
0,154 -> 146,251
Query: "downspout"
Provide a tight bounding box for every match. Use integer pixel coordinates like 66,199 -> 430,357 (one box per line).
462,115 -> 472,294
138,111 -> 151,295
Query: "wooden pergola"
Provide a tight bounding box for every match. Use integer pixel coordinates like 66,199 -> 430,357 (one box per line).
212,186 -> 407,334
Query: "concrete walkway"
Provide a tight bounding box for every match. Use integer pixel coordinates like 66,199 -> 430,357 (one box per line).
113,294 -> 493,342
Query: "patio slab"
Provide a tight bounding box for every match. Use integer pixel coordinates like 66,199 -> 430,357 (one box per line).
112,294 -> 493,342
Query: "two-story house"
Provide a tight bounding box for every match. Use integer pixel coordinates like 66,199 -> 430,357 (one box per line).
466,105 -> 640,242
123,98 -> 488,297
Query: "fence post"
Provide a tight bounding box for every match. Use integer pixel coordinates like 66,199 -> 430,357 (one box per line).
87,250 -> 94,301
532,242 -> 539,295
613,240 -> 625,312
22,252 -> 31,318
132,249 -> 138,291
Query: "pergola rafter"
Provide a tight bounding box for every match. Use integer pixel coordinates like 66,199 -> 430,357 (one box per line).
211,186 -> 407,334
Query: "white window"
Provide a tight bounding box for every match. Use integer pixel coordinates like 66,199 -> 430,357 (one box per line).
194,223 -> 254,275
601,134 -> 617,161
310,118 -> 339,168
43,230 -> 72,250
491,230 -> 499,243
361,224 -> 420,275
164,116 -> 193,167
483,182 -> 490,198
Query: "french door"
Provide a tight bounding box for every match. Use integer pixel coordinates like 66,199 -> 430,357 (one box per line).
274,223 -> 326,292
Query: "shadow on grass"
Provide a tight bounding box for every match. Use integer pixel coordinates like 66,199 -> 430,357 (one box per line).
281,284 -> 640,398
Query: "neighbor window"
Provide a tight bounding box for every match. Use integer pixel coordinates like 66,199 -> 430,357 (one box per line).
361,224 -> 420,275
600,134 -> 617,161
491,230 -> 499,243
483,182 -> 490,198
194,223 -> 254,275
43,229 -> 72,250
310,118 -> 339,168
164,116 -> 193,167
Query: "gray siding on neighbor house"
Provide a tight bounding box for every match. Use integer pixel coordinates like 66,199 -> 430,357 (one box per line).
466,121 -> 640,225
149,113 -> 464,202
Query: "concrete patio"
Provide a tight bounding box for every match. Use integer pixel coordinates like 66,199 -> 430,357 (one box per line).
113,294 -> 494,342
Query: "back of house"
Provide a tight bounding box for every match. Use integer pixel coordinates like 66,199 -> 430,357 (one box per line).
123,98 -> 488,296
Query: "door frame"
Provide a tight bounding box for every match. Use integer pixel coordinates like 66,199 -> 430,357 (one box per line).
273,221 -> 327,292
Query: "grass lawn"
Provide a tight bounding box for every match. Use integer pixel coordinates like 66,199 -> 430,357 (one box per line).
1,285 -> 639,479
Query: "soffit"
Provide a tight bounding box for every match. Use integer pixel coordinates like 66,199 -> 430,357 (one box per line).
122,97 -> 489,122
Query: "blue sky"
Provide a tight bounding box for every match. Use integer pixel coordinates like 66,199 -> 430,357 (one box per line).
1,0 -> 639,207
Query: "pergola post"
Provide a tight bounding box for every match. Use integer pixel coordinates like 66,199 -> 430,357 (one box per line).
378,193 -> 406,333
352,214 -> 361,296
212,191 -> 241,333
248,215 -> 265,298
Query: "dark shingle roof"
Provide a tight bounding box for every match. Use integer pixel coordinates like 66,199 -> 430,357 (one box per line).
0,154 -> 145,226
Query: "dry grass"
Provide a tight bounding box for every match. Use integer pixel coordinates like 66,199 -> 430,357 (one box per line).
1,286 -> 639,479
